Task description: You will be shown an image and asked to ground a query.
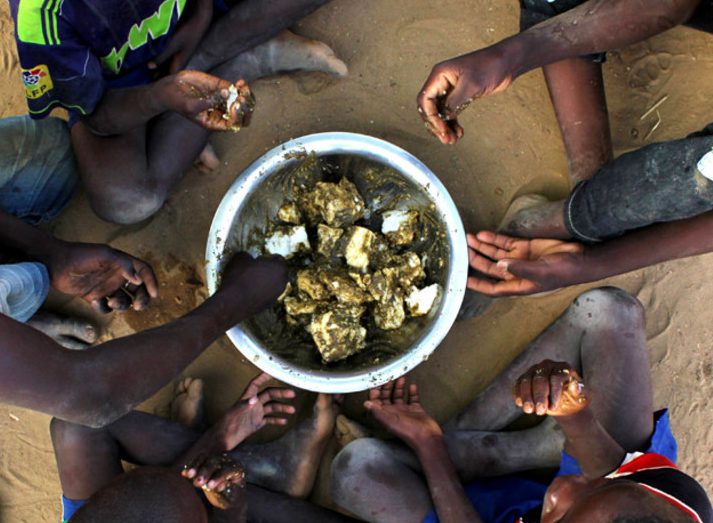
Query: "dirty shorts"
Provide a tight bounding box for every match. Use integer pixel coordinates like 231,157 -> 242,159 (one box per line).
0,115 -> 78,321
565,123 -> 713,242
519,0 -> 606,63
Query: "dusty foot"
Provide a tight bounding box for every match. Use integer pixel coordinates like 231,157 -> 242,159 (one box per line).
237,393 -> 339,499
334,414 -> 370,448
171,377 -> 205,430
27,311 -> 98,350
194,143 -> 221,174
212,30 -> 348,83
498,194 -> 569,238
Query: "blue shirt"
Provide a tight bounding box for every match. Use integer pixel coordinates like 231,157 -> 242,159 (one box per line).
9,0 -> 189,119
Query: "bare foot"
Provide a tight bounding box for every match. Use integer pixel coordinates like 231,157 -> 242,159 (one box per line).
235,393 -> 340,499
334,414 -> 370,448
195,143 -> 221,174
498,194 -> 569,238
27,311 -> 98,350
212,30 -> 348,83
171,377 -> 205,430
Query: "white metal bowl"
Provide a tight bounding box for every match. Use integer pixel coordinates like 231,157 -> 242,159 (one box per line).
205,132 -> 467,393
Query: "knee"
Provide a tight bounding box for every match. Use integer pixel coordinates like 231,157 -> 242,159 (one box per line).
331,438 -> 385,504
88,186 -> 165,225
569,286 -> 644,328
50,417 -> 95,450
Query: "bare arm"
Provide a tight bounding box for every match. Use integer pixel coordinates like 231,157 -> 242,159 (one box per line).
0,254 -> 286,427
419,0 -> 700,142
365,379 -> 482,523
466,209 -> 713,296
412,435 -> 483,523
82,72 -> 250,136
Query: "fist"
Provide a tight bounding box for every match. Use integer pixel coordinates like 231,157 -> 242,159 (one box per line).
512,360 -> 589,417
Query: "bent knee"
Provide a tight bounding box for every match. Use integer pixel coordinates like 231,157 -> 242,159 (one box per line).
569,286 -> 644,327
331,438 -> 388,499
50,417 -> 96,449
88,187 -> 165,225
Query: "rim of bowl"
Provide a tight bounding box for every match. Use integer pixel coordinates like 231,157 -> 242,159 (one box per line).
205,132 -> 468,393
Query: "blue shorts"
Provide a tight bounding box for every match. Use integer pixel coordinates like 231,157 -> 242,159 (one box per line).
0,115 -> 77,321
423,410 -> 676,523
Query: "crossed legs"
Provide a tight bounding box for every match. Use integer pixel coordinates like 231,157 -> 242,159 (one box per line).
331,287 -> 654,522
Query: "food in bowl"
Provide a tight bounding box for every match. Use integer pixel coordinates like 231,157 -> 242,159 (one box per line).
262,156 -> 443,364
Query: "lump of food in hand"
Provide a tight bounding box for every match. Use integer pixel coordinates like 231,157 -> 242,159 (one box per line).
304,178 -> 366,227
405,284 -> 441,317
223,82 -> 256,131
316,224 -> 344,258
344,226 -> 377,271
277,202 -> 302,225
381,209 -> 419,246
308,307 -> 367,363
374,294 -> 406,330
264,226 -> 310,258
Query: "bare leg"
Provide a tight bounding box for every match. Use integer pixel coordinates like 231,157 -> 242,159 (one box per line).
334,288 -> 655,508
73,36 -> 343,225
187,0 -> 333,72
443,287 -> 653,478
50,411 -> 201,500
331,438 -> 433,523
503,59 -> 612,238
231,394 -> 339,498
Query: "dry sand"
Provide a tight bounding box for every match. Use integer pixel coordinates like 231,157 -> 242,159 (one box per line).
1,1 -> 712,520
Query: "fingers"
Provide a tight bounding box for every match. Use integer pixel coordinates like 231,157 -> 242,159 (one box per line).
466,273 -> 537,297
241,372 -> 273,399
467,249 -> 513,281
132,259 -> 159,299
417,69 -> 459,144
393,377 -> 407,404
106,288 -> 132,311
466,232 -> 517,261
408,383 -> 420,404
380,380 -> 394,403
257,387 -> 296,404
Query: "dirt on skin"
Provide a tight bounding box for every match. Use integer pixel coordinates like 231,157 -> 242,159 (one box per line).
1,1 -> 713,520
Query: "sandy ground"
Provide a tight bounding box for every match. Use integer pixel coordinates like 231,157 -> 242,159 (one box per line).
1,1 -> 713,520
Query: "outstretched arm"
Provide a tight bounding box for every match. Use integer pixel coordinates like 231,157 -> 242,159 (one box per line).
366,379 -> 482,523
0,254 -> 287,428
419,0 -> 699,143
467,209 -> 713,296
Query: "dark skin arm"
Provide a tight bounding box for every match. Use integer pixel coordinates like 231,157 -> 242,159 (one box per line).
82,72 -> 253,136
366,379 -> 482,523
0,254 -> 287,428
467,210 -> 713,296
514,360 -> 626,478
418,0 -> 700,143
0,209 -> 157,311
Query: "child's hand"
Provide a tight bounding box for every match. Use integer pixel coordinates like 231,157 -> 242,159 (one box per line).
182,453 -> 246,509
365,378 -> 442,448
158,71 -> 255,131
417,46 -> 517,145
512,360 -> 589,417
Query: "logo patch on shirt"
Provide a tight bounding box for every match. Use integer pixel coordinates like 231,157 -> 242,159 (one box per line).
22,65 -> 54,99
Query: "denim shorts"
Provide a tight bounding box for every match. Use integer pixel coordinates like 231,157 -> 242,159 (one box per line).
0,115 -> 78,321
0,115 -> 78,224
565,123 -> 713,242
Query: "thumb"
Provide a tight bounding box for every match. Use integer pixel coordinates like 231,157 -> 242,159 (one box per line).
444,78 -> 477,116
496,258 -> 541,281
